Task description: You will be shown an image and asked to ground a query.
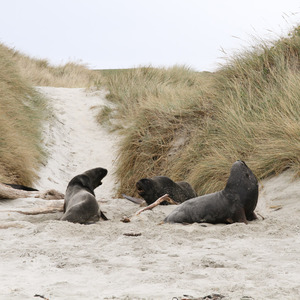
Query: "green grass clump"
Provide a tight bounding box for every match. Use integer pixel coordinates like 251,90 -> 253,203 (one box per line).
0,44 -> 48,185
100,25 -> 300,197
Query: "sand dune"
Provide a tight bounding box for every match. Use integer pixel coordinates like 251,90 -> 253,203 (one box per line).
0,87 -> 299,300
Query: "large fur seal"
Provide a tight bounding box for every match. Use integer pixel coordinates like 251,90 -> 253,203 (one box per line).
136,176 -> 197,205
164,160 -> 258,224
61,167 -> 108,224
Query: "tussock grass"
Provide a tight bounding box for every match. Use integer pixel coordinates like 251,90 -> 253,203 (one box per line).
2,43 -> 102,87
99,66 -> 215,195
189,26 -> 300,193
0,44 -> 48,185
100,26 -> 300,197
0,42 -> 103,185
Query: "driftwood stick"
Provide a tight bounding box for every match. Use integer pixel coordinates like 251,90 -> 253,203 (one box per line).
5,207 -> 63,215
0,222 -> 27,229
2,200 -> 64,215
0,183 -> 64,200
135,194 -> 178,216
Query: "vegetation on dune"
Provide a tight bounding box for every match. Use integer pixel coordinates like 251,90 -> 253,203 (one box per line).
3,43 -> 103,88
183,26 -> 300,194
98,66 -> 215,194
0,43 -> 102,185
1,25 -> 300,195
99,25 -> 300,197
0,44 -> 48,185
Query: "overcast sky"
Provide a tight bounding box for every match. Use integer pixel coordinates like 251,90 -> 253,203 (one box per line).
0,0 -> 299,71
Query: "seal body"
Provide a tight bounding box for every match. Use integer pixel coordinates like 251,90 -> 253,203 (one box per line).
164,160 -> 258,224
61,167 -> 108,224
136,176 -> 197,205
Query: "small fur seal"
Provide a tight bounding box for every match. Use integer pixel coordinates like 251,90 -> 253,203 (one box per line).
136,176 -> 197,205
61,167 -> 108,224
164,160 -> 258,224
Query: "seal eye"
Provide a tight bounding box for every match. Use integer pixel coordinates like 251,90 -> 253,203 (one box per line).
245,173 -> 249,178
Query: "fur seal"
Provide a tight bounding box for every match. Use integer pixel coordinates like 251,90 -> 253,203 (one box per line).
136,176 -> 197,205
164,160 -> 258,224
61,167 -> 108,224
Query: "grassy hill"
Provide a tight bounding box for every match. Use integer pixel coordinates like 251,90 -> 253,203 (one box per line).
0,44 -> 47,184
4,45 -> 103,88
1,25 -> 299,194
0,43 -> 102,185
98,25 -> 300,197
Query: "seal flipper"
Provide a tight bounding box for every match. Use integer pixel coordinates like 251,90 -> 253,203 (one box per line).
246,211 -> 258,221
233,206 -> 248,224
100,210 -> 109,221
122,194 -> 145,205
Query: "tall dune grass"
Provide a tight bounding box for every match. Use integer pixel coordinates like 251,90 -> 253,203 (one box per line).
100,26 -> 300,196
99,66 -> 215,195
0,44 -> 48,185
0,42 -> 103,185
186,26 -> 300,194
2,43 -> 102,87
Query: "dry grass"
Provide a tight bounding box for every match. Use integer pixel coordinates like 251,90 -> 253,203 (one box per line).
100,26 -> 300,197
3,44 -> 102,88
0,43 -> 103,185
0,44 -> 48,185
186,26 -> 300,194
98,66 -> 215,195
2,24 -> 299,195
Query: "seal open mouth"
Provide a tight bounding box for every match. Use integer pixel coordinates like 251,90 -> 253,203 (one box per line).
136,182 -> 145,196
137,188 -> 145,196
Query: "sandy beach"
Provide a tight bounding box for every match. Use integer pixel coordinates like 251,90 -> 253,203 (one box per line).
0,87 -> 299,300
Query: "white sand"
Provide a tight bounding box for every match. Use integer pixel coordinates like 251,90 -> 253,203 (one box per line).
34,87 -> 118,198
0,87 -> 300,300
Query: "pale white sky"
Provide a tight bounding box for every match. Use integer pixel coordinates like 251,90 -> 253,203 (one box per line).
0,0 -> 299,71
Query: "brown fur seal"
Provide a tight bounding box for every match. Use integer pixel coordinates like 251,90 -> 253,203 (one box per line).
164,160 -> 258,224
136,176 -> 197,205
61,167 -> 108,224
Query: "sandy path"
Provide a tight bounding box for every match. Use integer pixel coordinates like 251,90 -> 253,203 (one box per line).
34,87 -> 118,198
0,87 -> 300,300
